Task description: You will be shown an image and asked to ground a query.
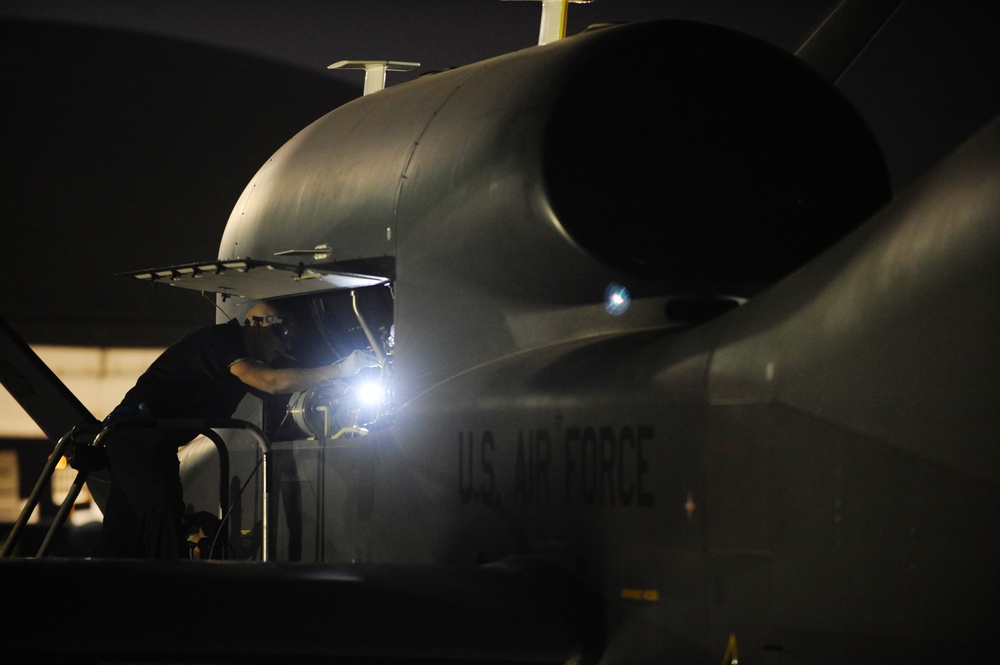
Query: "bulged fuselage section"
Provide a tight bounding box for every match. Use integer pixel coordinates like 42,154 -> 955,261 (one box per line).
218,20 -> 889,396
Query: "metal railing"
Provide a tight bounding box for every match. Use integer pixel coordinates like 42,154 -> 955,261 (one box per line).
1,418 -> 273,561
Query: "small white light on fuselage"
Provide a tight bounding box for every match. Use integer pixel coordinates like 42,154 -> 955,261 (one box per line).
604,283 -> 630,316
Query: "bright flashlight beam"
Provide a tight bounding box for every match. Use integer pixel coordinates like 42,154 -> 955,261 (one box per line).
357,381 -> 383,406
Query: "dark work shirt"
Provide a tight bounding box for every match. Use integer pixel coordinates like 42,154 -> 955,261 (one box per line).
116,319 -> 251,421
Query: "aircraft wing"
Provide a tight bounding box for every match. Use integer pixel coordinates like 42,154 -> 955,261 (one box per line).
0,557 -> 599,664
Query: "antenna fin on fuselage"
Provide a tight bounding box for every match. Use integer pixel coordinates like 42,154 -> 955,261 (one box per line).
503,0 -> 593,45
327,60 -> 420,95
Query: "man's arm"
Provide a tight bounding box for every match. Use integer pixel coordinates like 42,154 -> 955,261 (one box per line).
230,350 -> 379,395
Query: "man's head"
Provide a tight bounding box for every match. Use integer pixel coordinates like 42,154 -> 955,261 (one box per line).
244,301 -> 282,327
241,301 -> 296,362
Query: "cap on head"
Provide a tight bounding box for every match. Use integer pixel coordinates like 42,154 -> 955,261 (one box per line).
244,301 -> 283,327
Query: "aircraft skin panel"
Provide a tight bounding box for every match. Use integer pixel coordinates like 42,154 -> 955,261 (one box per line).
706,114 -> 1000,485
218,63 -> 483,270
121,259 -> 389,301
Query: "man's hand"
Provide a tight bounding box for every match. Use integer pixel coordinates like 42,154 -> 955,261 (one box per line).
338,349 -> 380,377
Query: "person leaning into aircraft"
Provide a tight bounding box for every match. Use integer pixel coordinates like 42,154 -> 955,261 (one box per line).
91,300 -> 379,560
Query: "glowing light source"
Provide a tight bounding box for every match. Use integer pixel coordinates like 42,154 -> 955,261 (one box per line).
357,380 -> 383,406
604,283 -> 630,316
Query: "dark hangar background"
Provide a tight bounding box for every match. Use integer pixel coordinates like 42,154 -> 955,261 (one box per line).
2,0 -> 998,348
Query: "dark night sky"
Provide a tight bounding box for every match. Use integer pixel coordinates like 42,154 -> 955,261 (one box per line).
2,0 -> 998,347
